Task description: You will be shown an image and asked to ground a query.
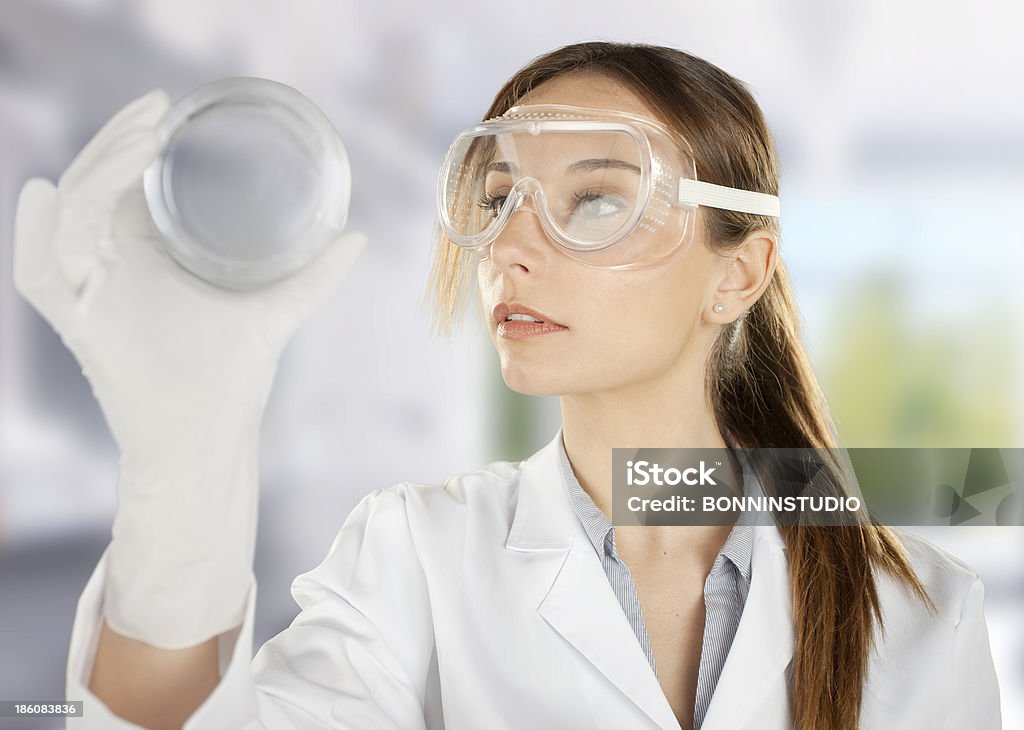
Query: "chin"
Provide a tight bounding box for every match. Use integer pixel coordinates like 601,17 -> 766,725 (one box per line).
499,368 -> 571,397
500,365 -> 613,398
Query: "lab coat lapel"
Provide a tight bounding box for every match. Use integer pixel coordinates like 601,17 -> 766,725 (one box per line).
506,431 -> 680,730
699,524 -> 795,729
537,534 -> 682,729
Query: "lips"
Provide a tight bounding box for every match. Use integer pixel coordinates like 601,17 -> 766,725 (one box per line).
492,302 -> 565,327
491,302 -> 568,340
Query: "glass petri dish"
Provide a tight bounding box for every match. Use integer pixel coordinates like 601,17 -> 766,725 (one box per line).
144,77 -> 351,290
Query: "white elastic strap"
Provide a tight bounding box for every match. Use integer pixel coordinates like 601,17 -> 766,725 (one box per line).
678,179 -> 781,217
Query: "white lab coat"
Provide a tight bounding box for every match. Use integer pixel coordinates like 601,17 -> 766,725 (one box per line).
66,430 -> 1002,729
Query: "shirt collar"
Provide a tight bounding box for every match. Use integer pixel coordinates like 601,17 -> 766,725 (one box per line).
557,439 -> 614,558
556,433 -> 755,585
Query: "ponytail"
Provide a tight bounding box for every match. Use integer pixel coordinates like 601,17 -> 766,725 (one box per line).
711,264 -> 934,728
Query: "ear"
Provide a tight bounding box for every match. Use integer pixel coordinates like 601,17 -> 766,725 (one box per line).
705,230 -> 777,323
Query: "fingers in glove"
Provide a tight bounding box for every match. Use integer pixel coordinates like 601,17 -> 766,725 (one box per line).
13,177 -> 78,331
20,90 -> 170,317
109,183 -> 163,242
65,127 -> 163,200
59,89 -> 169,193
103,184 -> 184,279
55,130 -> 163,294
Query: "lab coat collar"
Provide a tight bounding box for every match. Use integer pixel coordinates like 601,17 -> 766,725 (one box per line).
505,428 -> 795,729
505,429 -> 578,552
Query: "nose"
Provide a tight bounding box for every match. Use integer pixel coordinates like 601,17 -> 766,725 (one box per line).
488,189 -> 555,275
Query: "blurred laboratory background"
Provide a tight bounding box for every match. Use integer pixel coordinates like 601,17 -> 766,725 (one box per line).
1,1 -> 1022,727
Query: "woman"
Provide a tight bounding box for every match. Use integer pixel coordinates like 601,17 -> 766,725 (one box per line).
17,42 -> 1000,729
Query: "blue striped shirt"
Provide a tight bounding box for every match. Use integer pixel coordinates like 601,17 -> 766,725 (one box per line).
556,439 -> 755,730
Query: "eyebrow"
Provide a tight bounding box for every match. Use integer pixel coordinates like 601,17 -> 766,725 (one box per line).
485,161 -> 516,175
566,158 -> 641,175
484,158 -> 641,176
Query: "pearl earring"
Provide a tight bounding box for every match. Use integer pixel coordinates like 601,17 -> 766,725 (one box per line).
713,304 -> 725,313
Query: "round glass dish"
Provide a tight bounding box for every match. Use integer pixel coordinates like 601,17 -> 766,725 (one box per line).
144,77 -> 351,290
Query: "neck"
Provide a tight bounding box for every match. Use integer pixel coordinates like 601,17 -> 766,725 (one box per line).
559,371 -> 728,520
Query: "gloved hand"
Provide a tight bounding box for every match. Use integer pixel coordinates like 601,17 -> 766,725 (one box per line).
13,89 -> 366,649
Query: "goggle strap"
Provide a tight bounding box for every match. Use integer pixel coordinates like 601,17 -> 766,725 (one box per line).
677,179 -> 781,217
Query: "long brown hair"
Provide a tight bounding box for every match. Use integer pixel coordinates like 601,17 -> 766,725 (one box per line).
428,42 -> 933,729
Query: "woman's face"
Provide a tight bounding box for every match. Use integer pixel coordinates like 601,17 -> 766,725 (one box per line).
476,74 -> 727,398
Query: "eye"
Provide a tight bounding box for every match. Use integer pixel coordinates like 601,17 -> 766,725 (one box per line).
571,190 -> 628,220
477,192 -> 509,218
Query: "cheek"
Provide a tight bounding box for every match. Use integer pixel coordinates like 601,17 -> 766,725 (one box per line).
569,270 -> 699,377
597,268 -> 695,332
476,259 -> 499,314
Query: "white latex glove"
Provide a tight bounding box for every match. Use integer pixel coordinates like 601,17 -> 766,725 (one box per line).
13,89 -> 367,649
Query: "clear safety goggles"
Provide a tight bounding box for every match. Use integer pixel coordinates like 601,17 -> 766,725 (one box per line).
437,104 -> 781,269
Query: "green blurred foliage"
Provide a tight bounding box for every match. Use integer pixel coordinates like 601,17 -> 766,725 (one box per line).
820,270 -> 1016,448
491,385 -> 538,462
